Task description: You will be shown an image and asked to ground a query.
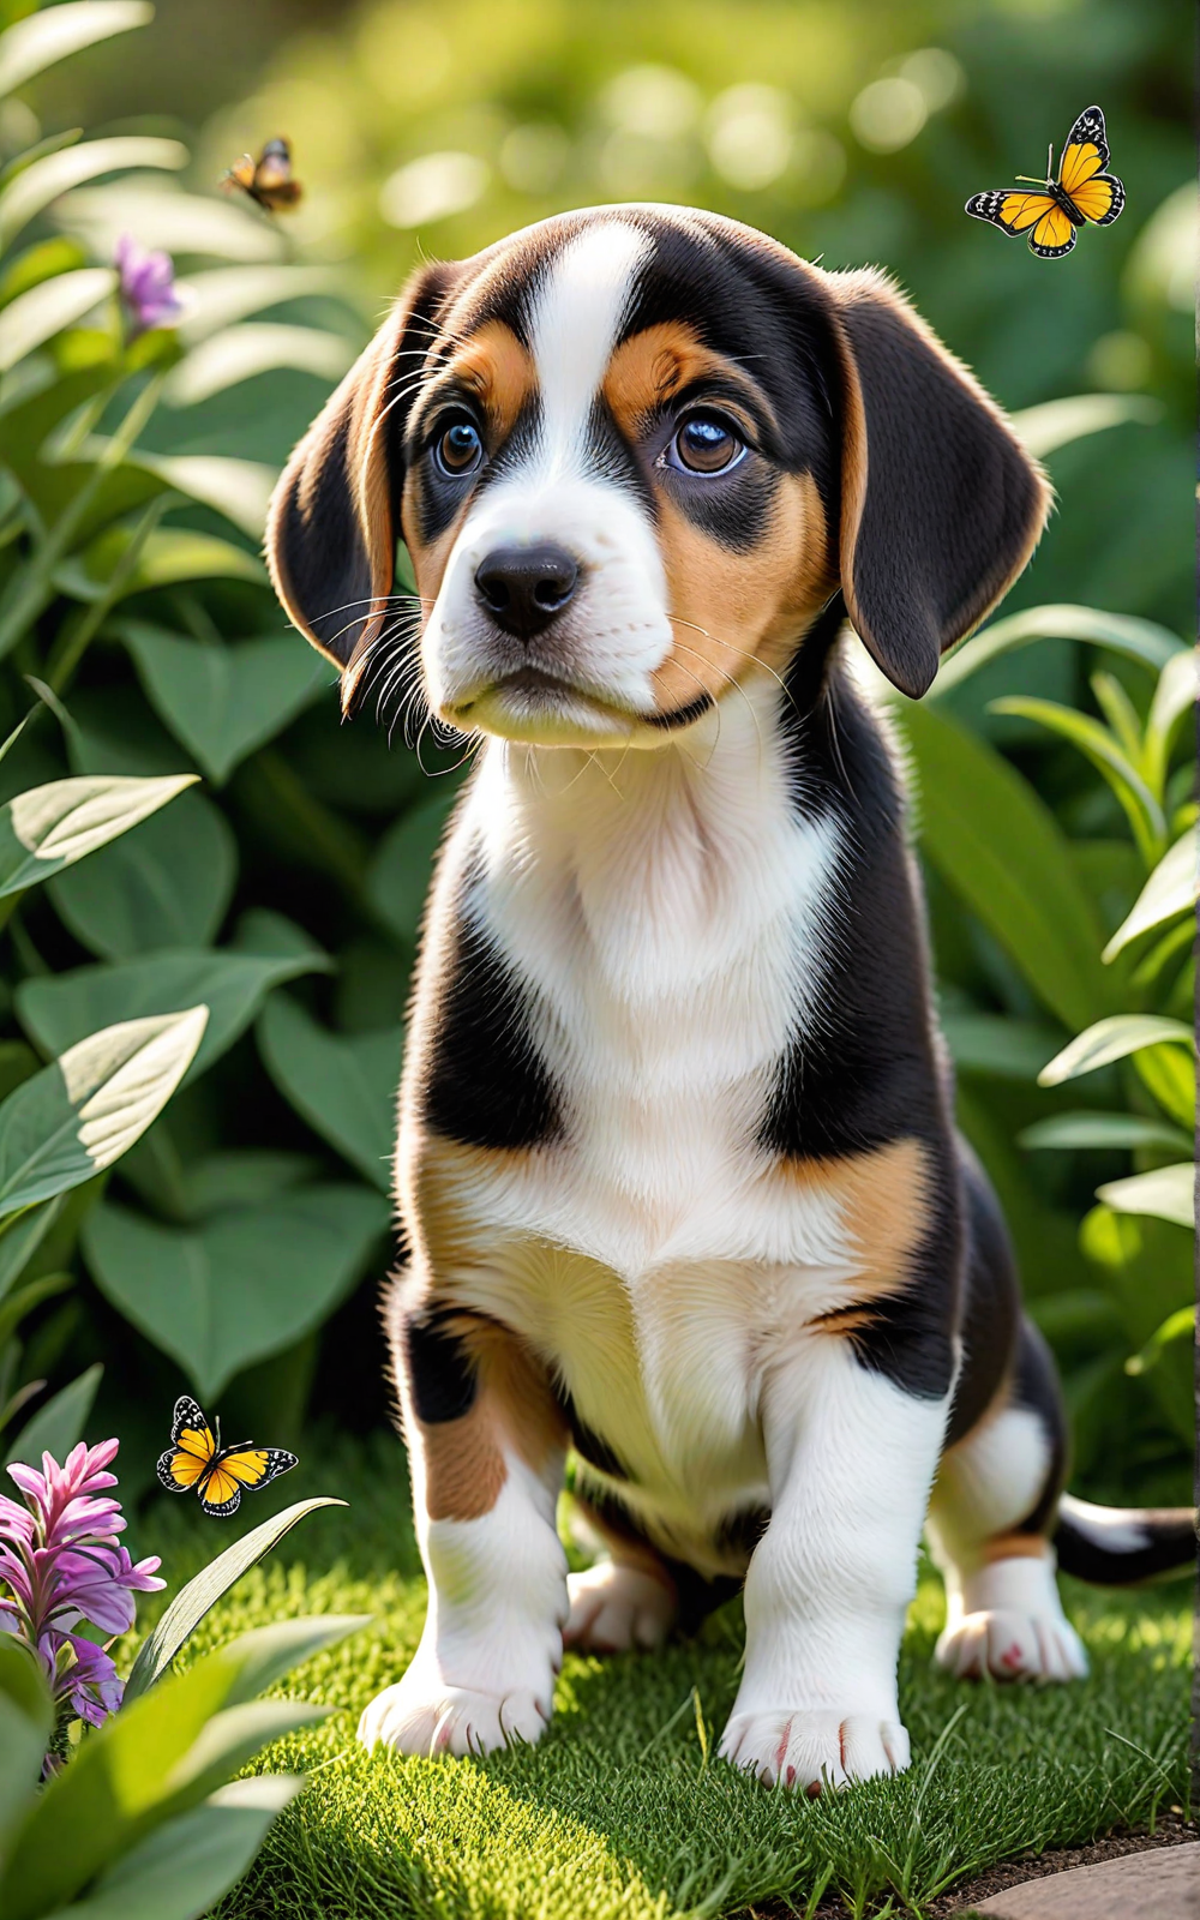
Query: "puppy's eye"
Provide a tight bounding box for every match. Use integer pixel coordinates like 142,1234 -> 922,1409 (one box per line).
434,419 -> 483,477
669,412 -> 746,476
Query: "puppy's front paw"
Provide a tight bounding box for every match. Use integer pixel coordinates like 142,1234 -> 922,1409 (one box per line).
719,1708 -> 910,1793
358,1663 -> 552,1757
564,1562 -> 676,1652
935,1608 -> 1088,1682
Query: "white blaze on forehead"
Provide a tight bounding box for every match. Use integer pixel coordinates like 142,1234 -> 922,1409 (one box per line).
528,221 -> 651,469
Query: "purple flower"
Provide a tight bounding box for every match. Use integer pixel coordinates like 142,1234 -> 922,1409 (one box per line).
0,1440 -> 164,1760
115,232 -> 181,337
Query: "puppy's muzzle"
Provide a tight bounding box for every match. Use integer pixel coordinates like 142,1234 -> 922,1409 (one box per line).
474,542 -> 580,643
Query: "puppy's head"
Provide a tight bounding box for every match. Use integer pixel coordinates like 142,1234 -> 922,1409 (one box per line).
268,208 -> 1049,744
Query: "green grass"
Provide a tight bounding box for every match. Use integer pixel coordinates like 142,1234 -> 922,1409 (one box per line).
129,1432 -> 1192,1920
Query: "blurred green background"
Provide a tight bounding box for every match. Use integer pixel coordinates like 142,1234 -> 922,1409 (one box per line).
0,0 -> 1190,1511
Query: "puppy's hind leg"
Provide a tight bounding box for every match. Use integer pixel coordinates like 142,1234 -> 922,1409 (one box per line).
359,1281 -> 570,1758
564,1489 -> 680,1653
928,1317 -> 1088,1683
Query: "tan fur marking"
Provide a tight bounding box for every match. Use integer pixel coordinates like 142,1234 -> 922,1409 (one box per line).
456,1314 -> 568,1475
442,320 -> 535,443
652,475 -> 834,714
774,1137 -> 932,1298
421,1399 -> 508,1521
982,1532 -> 1051,1562
603,323 -> 775,442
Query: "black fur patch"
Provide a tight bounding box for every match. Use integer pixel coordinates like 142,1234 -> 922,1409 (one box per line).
404,1311 -> 478,1424
1010,1316 -> 1068,1536
418,874 -> 563,1152
944,1143 -> 1021,1447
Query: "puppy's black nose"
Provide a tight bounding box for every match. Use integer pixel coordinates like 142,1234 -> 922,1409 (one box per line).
474,543 -> 579,640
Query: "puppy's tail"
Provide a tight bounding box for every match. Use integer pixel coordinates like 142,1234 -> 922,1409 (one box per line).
1053,1493 -> 1196,1585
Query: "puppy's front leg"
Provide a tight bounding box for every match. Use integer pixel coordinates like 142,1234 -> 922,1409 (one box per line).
359,1295 -> 569,1758
720,1338 -> 950,1793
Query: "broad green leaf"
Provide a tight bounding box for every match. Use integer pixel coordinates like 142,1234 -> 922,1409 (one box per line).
54,183 -> 284,265
0,1196 -> 61,1304
1019,1111 -> 1193,1154
1026,1288 -> 1124,1341
934,603 -> 1184,697
123,1498 -> 347,1701
54,528 -> 266,604
116,621 -> 330,783
165,323 -> 354,405
0,137 -> 186,250
82,1184 -> 390,1396
186,1150 -> 315,1216
49,790 -> 237,961
1125,1304 -> 1195,1377
1103,827 -> 1196,962
0,772 -> 195,898
0,1007 -> 207,1216
1144,648 -> 1197,791
988,695 -> 1165,861
257,994 -> 401,1191
1096,1164 -> 1194,1230
0,267 -> 115,372
1039,1013 -> 1193,1086
16,948 -> 321,1087
0,1270 -> 71,1349
4,1362 -> 101,1470
213,1614 -> 369,1710
174,264 -> 345,341
1009,392 -> 1160,458
41,1777 -> 303,1920
0,3 -> 151,101
0,1631 -> 324,1920
1134,1042 -> 1195,1130
0,1636 -> 51,1844
366,792 -> 456,944
897,702 -> 1113,1031
941,1012 -> 1063,1082
161,1698 -> 329,1805
62,439 -> 278,541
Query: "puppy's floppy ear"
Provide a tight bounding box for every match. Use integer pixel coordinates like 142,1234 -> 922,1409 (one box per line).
827,270 -> 1050,699
266,261 -> 457,690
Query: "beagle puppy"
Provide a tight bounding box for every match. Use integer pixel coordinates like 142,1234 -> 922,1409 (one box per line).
267,207 -> 1193,1792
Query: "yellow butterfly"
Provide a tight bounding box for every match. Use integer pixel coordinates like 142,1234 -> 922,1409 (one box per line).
156,1395 -> 297,1517
966,106 -> 1124,259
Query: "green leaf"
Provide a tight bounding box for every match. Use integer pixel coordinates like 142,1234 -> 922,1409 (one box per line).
124,452 -> 277,542
1019,1111 -> 1194,1154
941,1012 -> 1063,1082
897,701 -> 1113,1031
0,1636 -> 50,1848
0,137 -> 186,251
54,528 -> 266,604
215,1614 -> 369,1709
0,1196 -> 61,1305
1080,1206 -> 1194,1440
1103,827 -> 1196,962
1095,1164 -> 1194,1230
934,603 -> 1184,698
165,323 -> 354,405
988,696 -> 1165,862
257,994 -> 401,1192
0,1631 -> 323,1920
40,1777 -> 303,1920
1144,649 -> 1197,792
0,772 -> 195,899
53,183 -> 283,266
186,1149 -> 316,1216
116,621 -> 330,784
82,1184 -> 389,1396
0,4 -> 152,102
174,264 -> 345,341
0,1007 -> 207,1215
16,948 -> 322,1087
1133,1042 -> 1195,1130
0,268 -> 115,372
49,791 -> 237,961
0,1270 -> 71,1350
123,1497 -> 347,1702
160,1697 -> 329,1806
1039,1013 -> 1193,1086
1009,392 -> 1161,458
1026,1288 -> 1124,1341
366,792 -> 456,944
4,1362 -> 101,1469
1125,1304 -> 1195,1377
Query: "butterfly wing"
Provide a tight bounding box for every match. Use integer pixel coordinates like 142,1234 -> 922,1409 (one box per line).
1028,204 -> 1077,259
196,1443 -> 298,1517
156,1395 -> 217,1493
222,155 -> 257,195
1058,105 -> 1123,227
249,140 -> 302,213
966,189 -> 1059,236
